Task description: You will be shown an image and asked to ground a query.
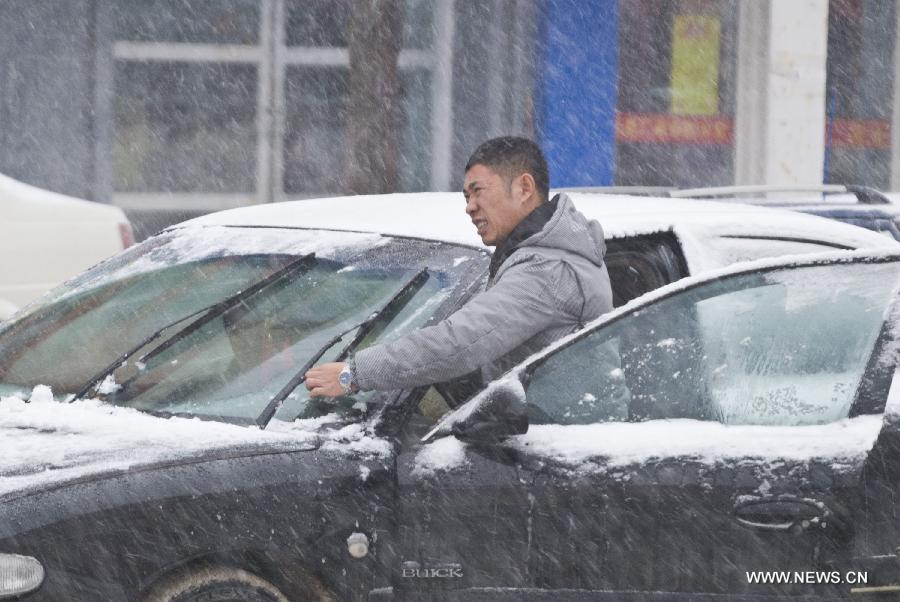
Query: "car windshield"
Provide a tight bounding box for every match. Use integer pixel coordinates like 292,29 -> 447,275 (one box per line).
0,226 -> 487,424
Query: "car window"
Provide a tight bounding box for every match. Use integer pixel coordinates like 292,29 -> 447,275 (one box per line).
0,227 -> 488,410
605,233 -> 688,307
0,252 -> 297,394
98,259 -> 458,422
524,260 -> 900,427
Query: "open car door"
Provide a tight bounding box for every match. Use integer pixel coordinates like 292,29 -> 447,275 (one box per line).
405,251 -> 900,599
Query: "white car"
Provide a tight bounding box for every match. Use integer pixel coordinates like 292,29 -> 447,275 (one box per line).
0,173 -> 133,320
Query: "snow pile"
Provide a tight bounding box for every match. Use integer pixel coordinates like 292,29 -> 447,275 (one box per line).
0,387 -> 388,497
318,422 -> 392,457
509,415 -> 883,471
413,436 -> 470,476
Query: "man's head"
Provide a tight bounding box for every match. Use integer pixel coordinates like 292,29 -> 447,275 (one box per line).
463,137 -> 550,246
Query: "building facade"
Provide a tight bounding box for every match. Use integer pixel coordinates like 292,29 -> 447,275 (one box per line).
0,0 -> 897,215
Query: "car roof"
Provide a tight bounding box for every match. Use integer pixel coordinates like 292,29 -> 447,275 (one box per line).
181,191 -> 895,249
0,172 -> 127,221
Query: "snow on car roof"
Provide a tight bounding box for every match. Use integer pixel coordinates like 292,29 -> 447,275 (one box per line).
0,171 -> 126,220
180,192 -> 897,268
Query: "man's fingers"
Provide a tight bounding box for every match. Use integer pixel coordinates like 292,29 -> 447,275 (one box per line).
304,362 -> 347,398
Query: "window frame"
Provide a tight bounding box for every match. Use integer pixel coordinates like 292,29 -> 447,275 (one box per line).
604,231 -> 690,307
95,0 -> 456,210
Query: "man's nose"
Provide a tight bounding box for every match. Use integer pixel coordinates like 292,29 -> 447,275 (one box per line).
465,197 -> 477,215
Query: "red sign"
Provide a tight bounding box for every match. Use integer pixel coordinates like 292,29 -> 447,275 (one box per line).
616,112 -> 733,145
616,113 -> 891,149
829,119 -> 890,149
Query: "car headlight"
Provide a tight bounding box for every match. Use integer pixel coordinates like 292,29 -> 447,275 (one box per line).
0,554 -> 44,598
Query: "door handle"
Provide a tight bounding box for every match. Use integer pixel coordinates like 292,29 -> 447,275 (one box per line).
733,496 -> 830,533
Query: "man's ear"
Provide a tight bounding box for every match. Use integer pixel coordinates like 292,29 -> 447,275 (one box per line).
513,172 -> 537,204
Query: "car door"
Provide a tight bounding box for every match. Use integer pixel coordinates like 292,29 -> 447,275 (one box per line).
392,387 -> 535,599
518,253 -> 900,598
416,252 -> 900,599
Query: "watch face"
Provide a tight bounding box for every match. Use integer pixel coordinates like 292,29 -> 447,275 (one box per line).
339,370 -> 352,387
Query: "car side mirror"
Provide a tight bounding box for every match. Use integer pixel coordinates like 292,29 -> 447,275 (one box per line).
422,378 -> 529,444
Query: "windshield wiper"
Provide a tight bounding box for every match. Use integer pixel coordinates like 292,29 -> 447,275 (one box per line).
256,268 -> 430,428
73,253 -> 316,401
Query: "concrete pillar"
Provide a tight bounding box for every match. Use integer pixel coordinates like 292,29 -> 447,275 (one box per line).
891,0 -> 900,190
734,0 -> 829,185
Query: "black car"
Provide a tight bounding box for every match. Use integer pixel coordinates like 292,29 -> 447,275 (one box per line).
0,194 -> 898,600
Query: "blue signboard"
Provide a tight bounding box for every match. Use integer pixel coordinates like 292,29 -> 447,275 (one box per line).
536,0 -> 620,187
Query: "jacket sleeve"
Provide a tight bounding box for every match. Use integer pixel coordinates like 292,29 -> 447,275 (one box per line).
353,257 -> 578,391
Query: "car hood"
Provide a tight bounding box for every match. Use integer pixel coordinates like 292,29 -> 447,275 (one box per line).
0,388 -> 389,500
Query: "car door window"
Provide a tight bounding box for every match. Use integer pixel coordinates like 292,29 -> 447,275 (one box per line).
605,233 -> 688,307
524,260 -> 900,426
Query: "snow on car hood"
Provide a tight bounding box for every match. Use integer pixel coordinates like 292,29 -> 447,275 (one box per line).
0,385 -> 389,498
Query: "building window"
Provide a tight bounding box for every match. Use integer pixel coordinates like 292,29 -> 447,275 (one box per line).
104,0 -> 446,211
113,61 -> 258,194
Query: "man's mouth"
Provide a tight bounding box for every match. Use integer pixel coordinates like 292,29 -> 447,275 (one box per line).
472,219 -> 487,235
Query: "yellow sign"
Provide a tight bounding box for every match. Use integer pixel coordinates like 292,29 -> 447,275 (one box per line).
670,15 -> 721,116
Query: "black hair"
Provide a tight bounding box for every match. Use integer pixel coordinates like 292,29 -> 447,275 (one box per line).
464,136 -> 550,202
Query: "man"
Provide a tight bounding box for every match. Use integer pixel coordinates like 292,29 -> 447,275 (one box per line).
305,136 -> 613,398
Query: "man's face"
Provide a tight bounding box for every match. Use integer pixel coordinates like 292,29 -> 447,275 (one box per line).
463,164 -> 531,246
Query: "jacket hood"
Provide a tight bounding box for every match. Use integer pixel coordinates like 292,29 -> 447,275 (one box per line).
518,193 -> 607,266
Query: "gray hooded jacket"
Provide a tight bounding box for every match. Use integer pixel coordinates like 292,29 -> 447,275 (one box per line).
354,192 -> 613,390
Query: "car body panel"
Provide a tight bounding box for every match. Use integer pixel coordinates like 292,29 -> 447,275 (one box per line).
180,192 -> 898,274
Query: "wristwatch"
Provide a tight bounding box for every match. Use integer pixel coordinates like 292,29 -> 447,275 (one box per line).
338,361 -> 357,396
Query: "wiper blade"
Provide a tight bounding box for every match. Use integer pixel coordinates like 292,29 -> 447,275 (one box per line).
73,253 -> 316,401
256,268 -> 430,428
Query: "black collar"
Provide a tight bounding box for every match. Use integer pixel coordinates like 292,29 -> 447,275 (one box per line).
488,194 -> 559,281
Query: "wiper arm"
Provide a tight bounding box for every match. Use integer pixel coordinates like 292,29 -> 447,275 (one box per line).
73,253 -> 316,401
256,268 -> 430,428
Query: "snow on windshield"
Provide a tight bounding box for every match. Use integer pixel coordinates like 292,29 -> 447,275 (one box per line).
0,385 -> 389,498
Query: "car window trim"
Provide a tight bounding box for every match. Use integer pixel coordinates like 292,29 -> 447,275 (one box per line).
851,299 -> 900,417
717,234 -> 854,250
180,224 -> 490,254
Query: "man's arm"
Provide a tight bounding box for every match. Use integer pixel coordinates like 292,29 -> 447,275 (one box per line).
306,257 -> 579,397
349,257 -> 579,391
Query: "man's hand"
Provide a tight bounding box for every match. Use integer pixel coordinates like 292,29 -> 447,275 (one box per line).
305,362 -> 348,398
